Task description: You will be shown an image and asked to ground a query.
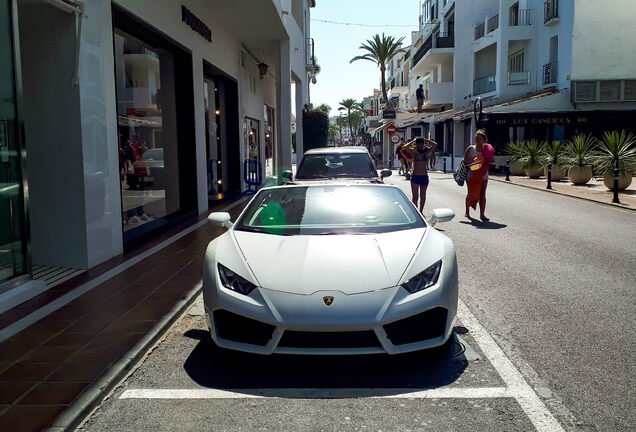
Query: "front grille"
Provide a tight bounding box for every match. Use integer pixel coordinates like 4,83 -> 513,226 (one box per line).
278,330 -> 381,349
213,310 -> 275,346
383,307 -> 447,345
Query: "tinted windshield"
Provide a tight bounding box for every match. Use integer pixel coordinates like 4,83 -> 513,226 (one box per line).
234,185 -> 425,235
295,153 -> 376,179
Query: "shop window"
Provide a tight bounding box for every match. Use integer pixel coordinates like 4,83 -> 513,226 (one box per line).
264,105 -> 276,179
113,7 -> 196,244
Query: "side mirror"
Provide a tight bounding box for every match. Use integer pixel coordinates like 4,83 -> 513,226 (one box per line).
281,170 -> 293,182
380,169 -> 392,179
208,212 -> 233,228
428,208 -> 455,227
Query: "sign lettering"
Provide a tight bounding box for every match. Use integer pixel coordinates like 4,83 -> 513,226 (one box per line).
182,6 -> 212,42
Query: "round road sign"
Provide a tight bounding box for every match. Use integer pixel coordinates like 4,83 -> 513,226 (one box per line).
391,134 -> 400,144
386,125 -> 397,134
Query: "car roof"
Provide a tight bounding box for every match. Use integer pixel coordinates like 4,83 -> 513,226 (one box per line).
303,146 -> 370,155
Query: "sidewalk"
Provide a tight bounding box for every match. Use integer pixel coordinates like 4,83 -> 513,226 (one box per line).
0,196 -> 249,432
488,173 -> 636,210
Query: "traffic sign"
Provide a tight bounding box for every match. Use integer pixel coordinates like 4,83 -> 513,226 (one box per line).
386,124 -> 397,134
391,134 -> 400,144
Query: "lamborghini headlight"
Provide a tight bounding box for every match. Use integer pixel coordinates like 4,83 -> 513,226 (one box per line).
401,260 -> 442,294
217,263 -> 257,295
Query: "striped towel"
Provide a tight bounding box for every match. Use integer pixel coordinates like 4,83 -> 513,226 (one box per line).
453,161 -> 469,186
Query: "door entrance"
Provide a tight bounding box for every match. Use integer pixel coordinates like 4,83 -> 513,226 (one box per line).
0,0 -> 27,288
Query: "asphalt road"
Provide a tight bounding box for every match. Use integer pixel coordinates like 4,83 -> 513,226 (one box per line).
79,172 -> 635,432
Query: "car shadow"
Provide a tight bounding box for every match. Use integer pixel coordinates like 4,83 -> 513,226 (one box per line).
181,327 -> 470,397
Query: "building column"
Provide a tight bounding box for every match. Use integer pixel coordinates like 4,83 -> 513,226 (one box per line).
294,76 -> 304,158
277,39 -> 292,174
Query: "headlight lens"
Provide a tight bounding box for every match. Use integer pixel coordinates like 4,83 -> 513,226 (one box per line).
401,260 -> 442,294
217,263 -> 257,295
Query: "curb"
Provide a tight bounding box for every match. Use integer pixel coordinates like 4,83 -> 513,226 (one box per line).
45,282 -> 203,432
488,177 -> 636,212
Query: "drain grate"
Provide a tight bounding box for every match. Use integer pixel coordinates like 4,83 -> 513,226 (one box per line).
32,265 -> 84,289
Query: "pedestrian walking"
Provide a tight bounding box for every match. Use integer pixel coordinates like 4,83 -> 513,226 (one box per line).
410,137 -> 437,213
416,84 -> 424,113
396,142 -> 406,175
463,129 -> 495,221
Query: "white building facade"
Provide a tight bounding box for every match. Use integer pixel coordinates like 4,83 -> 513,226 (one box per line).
1,0 -> 315,300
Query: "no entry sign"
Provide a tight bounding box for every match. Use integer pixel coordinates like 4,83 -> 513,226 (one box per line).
386,124 -> 397,134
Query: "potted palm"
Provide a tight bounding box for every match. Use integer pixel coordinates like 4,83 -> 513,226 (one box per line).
562,134 -> 596,185
540,140 -> 567,181
504,141 -> 526,175
594,130 -> 636,190
517,139 -> 544,178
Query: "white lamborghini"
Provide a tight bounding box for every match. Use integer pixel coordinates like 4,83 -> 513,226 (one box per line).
203,183 -> 458,355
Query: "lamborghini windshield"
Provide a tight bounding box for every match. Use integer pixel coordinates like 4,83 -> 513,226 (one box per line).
234,185 -> 425,235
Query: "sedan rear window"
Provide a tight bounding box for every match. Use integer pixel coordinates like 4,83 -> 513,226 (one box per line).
295,154 -> 376,179
234,185 -> 425,235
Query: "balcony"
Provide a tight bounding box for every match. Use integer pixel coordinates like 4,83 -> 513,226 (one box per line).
543,61 -> 557,85
428,82 -> 453,104
487,14 -> 499,33
509,9 -> 532,26
436,32 -> 454,48
544,0 -> 559,24
413,34 -> 433,66
473,75 -> 496,95
508,70 -> 531,85
474,22 -> 485,40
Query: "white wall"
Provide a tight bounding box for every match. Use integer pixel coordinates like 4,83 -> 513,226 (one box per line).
571,0 -> 636,80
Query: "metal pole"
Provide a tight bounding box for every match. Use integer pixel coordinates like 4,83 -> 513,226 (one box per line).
443,157 -> 447,173
613,167 -> 620,203
547,163 -> 552,189
506,160 -> 510,181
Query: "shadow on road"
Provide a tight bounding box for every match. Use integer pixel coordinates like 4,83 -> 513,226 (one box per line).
181,327 -> 470,397
459,218 -> 507,230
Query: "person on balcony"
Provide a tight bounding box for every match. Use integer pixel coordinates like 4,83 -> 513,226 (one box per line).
416,84 -> 424,113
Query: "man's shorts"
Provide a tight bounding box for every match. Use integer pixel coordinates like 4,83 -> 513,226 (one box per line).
410,174 -> 429,186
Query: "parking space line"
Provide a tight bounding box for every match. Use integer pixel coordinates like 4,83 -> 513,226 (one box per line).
457,300 -> 564,432
120,387 -> 511,400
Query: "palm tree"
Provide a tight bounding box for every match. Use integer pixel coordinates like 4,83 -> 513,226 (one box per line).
338,98 -> 362,139
350,33 -> 405,109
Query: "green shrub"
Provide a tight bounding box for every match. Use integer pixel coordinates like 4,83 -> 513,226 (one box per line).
302,106 -> 329,152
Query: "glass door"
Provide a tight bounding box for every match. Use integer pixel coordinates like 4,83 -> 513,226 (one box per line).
0,0 -> 27,285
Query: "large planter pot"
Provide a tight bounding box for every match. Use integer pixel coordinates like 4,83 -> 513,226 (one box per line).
543,165 -> 566,181
603,173 -> 633,191
568,165 -> 593,185
509,161 -> 525,175
525,166 -> 542,178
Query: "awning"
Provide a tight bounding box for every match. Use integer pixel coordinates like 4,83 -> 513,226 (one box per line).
370,121 -> 393,137
395,112 -> 433,128
432,108 -> 471,123
482,89 -> 568,113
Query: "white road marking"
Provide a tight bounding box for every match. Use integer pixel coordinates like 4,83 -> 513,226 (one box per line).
457,300 -> 564,432
120,387 -> 511,400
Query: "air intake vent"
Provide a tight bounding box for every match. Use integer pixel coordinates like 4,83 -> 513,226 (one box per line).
599,81 -> 621,102
624,80 -> 636,101
575,81 -> 597,102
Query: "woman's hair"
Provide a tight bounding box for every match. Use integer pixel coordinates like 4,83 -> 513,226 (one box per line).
475,129 -> 488,141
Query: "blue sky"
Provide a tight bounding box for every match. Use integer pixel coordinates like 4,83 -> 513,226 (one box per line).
310,0 -> 420,117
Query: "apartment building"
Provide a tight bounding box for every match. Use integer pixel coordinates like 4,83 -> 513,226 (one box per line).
1,0 -> 315,306
386,47 -> 411,112
446,0 -> 636,168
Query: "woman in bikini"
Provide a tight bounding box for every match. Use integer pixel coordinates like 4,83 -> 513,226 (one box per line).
410,137 -> 437,213
463,129 -> 495,221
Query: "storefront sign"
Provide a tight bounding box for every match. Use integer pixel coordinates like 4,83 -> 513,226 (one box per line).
493,114 -> 589,126
182,6 -> 212,42
381,110 -> 396,119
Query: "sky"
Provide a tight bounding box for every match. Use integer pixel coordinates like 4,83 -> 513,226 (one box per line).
310,0 -> 420,117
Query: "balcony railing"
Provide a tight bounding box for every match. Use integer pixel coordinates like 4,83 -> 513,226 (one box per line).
543,61 -> 558,84
473,74 -> 496,95
508,70 -> 531,85
436,32 -> 454,48
487,14 -> 499,33
510,9 -> 532,26
474,22 -> 485,40
544,0 -> 559,23
413,34 -> 433,66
